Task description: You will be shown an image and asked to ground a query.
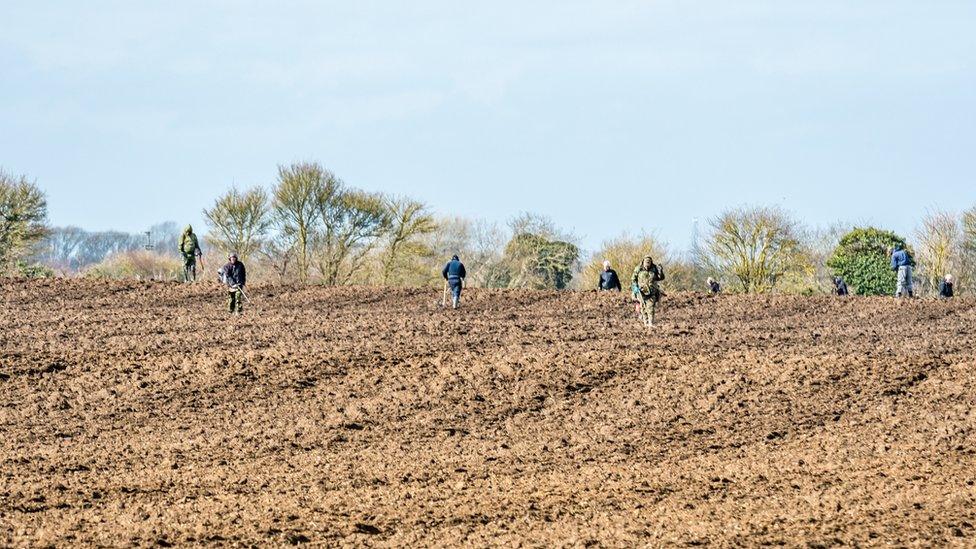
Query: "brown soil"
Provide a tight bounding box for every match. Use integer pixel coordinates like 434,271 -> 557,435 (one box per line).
1,279 -> 974,547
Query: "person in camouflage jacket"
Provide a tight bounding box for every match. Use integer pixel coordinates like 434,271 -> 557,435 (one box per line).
178,225 -> 203,282
632,256 -> 665,326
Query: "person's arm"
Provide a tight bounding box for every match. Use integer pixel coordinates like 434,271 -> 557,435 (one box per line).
442,263 -> 449,279
612,272 -> 622,291
239,264 -> 246,287
458,263 -> 466,280
655,265 -> 665,281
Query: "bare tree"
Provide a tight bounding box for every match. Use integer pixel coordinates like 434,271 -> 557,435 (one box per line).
314,190 -> 391,285
424,217 -> 508,288
77,231 -> 142,265
959,206 -> 976,294
804,222 -> 853,292
272,162 -> 334,283
914,210 -> 961,295
583,232 -> 669,290
702,206 -> 806,293
36,226 -> 88,274
508,211 -> 559,239
203,186 -> 272,263
380,197 -> 437,285
257,231 -> 296,283
0,170 -> 48,273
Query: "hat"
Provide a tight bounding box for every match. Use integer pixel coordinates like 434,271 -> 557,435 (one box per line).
603,260 -> 611,268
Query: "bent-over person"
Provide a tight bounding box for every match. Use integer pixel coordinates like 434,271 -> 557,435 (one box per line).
219,253 -> 247,314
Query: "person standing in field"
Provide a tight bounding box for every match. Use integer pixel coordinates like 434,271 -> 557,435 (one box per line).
442,255 -> 466,309
707,277 -> 721,295
833,276 -> 849,296
890,244 -> 914,298
219,253 -> 247,314
940,274 -> 954,298
598,260 -> 622,291
632,255 -> 665,326
179,225 -> 203,282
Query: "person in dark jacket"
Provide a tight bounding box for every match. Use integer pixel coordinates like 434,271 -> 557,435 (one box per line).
219,253 -> 247,314
707,277 -> 721,295
442,255 -> 466,309
939,274 -> 954,298
598,260 -> 622,291
890,244 -> 914,298
833,276 -> 849,296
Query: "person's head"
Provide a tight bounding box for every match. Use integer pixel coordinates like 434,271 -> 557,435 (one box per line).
603,260 -> 611,271
451,254 -> 459,261
184,224 -> 193,235
945,274 -> 954,283
228,253 -> 238,264
894,243 -> 903,252
642,256 -> 653,269
707,277 -> 715,285
834,276 -> 843,284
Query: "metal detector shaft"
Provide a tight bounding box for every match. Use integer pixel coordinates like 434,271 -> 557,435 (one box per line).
238,286 -> 252,304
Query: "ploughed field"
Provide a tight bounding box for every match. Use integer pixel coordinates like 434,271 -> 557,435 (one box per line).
1,279 -> 975,547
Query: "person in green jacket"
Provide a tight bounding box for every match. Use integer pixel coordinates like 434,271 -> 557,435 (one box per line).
178,225 -> 203,282
632,255 -> 665,326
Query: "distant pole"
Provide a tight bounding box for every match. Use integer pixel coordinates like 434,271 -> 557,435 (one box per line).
144,231 -> 154,251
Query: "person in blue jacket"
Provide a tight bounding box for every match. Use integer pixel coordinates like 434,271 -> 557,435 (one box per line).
939,274 -> 954,299
890,244 -> 914,298
442,255 -> 466,309
597,260 -> 622,291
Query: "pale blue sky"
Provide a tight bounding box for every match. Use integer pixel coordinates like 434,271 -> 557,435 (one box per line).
2,1 -> 974,252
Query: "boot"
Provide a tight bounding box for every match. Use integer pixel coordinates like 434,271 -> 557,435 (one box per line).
452,296 -> 459,309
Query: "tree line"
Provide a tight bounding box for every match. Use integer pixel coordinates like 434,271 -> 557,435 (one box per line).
3,165 -> 975,296
201,162 -> 582,289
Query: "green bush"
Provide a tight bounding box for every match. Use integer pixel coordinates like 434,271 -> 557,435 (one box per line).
15,261 -> 54,279
826,227 -> 911,295
503,232 -> 579,290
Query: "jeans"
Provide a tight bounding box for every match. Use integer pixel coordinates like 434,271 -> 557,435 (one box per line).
896,266 -> 913,297
448,277 -> 463,305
